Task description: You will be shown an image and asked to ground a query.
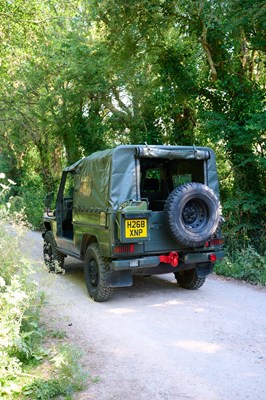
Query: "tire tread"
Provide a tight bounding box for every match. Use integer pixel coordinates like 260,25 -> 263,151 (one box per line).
84,243 -> 112,302
174,269 -> 206,290
164,182 -> 221,247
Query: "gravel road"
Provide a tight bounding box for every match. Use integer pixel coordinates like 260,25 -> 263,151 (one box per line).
27,231 -> 266,400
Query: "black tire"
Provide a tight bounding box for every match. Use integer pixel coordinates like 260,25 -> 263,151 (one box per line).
174,268 -> 205,290
84,243 -> 112,302
164,182 -> 222,247
43,231 -> 65,272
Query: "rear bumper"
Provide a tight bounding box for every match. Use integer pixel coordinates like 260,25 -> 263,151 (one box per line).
110,250 -> 224,271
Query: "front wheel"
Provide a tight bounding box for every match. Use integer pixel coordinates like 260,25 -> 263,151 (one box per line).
84,243 -> 112,302
174,268 -> 205,290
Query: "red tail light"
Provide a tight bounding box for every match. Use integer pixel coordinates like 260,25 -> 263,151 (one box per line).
209,254 -> 217,262
210,239 -> 224,246
114,244 -> 135,254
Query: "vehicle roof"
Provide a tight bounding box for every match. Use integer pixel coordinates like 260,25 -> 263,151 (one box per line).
65,145 -> 219,211
64,144 -> 214,173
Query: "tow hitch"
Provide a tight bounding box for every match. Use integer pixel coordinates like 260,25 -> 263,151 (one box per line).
160,252 -> 179,267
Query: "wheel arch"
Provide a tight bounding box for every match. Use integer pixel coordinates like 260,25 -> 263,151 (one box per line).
80,234 -> 98,260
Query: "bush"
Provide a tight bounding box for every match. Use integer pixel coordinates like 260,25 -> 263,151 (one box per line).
0,172 -> 45,229
23,345 -> 87,399
221,191 -> 266,257
0,175 -> 87,398
215,245 -> 266,285
0,223 -> 43,397
10,183 -> 46,230
1,176 -> 41,396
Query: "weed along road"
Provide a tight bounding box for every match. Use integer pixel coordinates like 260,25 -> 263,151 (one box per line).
28,230 -> 266,400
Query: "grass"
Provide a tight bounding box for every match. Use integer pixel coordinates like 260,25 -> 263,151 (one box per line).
0,223 -> 88,399
0,176 -> 89,399
22,342 -> 88,400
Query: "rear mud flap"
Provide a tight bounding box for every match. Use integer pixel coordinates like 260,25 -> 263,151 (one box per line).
196,263 -> 213,278
105,270 -> 133,288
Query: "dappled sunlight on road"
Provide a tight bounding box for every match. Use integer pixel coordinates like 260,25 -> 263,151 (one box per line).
107,307 -> 137,315
25,231 -> 266,400
173,340 -> 221,354
150,299 -> 184,308
194,307 -> 205,312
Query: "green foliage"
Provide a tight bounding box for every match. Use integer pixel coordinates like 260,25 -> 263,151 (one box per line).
0,171 -> 44,230
11,182 -> 46,230
23,379 -> 66,400
0,179 -> 45,392
23,345 -> 87,400
0,0 -> 265,270
222,190 -> 266,253
215,246 -> 266,285
0,223 -> 42,397
47,329 -> 66,339
0,181 -> 87,398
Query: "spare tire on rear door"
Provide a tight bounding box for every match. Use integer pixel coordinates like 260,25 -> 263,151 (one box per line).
164,182 -> 222,247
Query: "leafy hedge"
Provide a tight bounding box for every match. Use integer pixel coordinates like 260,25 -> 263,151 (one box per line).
215,245 -> 266,285
0,176 -> 87,398
0,224 -> 43,397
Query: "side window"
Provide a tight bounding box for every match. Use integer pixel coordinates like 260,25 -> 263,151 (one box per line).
64,172 -> 75,198
75,175 -> 93,197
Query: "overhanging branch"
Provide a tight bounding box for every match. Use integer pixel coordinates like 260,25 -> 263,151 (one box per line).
200,22 -> 217,82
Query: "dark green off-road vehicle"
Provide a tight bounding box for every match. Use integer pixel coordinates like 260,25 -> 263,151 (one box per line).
43,145 -> 224,302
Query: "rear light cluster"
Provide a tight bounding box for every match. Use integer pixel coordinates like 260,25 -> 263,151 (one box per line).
205,239 -> 224,247
114,244 -> 135,254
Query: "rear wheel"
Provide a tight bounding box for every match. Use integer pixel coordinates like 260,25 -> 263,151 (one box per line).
43,231 -> 65,272
84,243 -> 112,302
174,268 -> 205,290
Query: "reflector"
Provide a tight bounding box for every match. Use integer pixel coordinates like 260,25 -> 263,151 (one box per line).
210,239 -> 224,246
209,254 -> 217,262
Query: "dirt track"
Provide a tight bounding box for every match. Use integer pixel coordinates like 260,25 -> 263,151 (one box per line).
27,231 -> 266,400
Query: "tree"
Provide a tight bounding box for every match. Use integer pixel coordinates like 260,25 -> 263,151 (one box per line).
0,0 -> 265,248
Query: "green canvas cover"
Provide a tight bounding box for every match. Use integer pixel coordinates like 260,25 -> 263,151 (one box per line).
65,145 -> 219,211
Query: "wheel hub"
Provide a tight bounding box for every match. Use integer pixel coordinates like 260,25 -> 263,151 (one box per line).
89,260 -> 98,287
183,204 -> 198,224
182,200 -> 207,230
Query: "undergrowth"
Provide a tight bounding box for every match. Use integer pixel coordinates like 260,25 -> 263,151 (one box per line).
0,174 -> 88,399
22,344 -> 87,400
215,245 -> 266,285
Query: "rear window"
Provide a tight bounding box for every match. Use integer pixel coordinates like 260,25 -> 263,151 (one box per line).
169,159 -> 204,189
139,158 -> 205,210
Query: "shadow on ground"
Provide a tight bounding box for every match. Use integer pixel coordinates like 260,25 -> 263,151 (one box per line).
60,257 -> 184,301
